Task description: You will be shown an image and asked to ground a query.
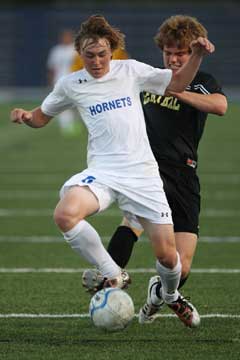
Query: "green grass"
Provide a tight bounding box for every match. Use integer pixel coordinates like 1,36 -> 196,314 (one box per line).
0,102 -> 239,359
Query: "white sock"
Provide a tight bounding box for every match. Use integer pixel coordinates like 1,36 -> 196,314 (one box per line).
63,220 -> 120,279
156,252 -> 182,304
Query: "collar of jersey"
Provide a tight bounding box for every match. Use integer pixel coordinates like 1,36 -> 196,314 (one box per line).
84,61 -> 114,82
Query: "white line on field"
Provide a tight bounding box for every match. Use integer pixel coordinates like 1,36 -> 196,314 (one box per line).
0,313 -> 239,319
0,236 -> 62,243
0,208 -> 240,218
0,268 -> 239,274
0,235 -> 239,243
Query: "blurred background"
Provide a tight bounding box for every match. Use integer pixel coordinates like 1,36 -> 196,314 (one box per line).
0,0 -> 239,102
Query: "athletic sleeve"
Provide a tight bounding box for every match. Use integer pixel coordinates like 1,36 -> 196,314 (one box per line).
129,59 -> 172,95
41,76 -> 74,116
192,72 -> 226,96
205,74 -> 226,95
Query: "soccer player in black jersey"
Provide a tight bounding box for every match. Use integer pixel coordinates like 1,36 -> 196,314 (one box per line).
82,15 -> 227,326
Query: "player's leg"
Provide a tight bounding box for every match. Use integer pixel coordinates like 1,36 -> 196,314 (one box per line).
139,220 -> 200,327
108,227 -> 198,287
140,220 -> 181,298
54,185 -> 122,284
82,215 -> 137,293
175,232 -> 198,288
161,163 -> 200,288
107,217 -> 142,268
138,221 -> 180,322
83,223 -> 198,293
107,225 -> 198,288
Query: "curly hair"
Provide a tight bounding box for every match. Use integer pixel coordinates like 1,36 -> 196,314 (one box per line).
154,15 -> 208,50
75,15 -> 125,53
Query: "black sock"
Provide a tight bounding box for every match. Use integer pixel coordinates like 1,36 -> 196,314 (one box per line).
178,276 -> 188,290
107,226 -> 138,268
155,282 -> 162,299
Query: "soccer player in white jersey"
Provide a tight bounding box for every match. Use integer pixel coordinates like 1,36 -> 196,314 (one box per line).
11,15 -> 214,327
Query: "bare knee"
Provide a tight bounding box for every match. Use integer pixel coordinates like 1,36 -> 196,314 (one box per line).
158,252 -> 178,269
160,254 -> 192,274
54,207 -> 81,232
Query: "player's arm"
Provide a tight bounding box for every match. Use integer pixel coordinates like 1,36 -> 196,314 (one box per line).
10,107 -> 52,128
168,91 -> 227,116
166,37 -> 215,94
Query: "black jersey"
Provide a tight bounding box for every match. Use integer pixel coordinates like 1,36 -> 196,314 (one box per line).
141,71 -> 225,167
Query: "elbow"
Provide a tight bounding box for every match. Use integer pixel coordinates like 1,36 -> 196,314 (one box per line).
167,82 -> 184,94
169,73 -> 189,93
217,108 -> 227,116
211,95 -> 228,116
214,107 -> 227,117
216,99 -> 228,116
166,77 -> 184,94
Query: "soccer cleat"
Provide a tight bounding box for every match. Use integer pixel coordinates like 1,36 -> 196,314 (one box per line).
139,275 -> 164,324
82,268 -> 131,294
167,295 -> 201,328
82,268 -> 105,294
103,274 -> 124,289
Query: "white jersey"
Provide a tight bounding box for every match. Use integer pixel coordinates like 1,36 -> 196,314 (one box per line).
46,44 -> 76,83
42,59 -> 172,180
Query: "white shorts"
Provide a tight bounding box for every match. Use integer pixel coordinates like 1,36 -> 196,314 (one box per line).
60,169 -> 173,230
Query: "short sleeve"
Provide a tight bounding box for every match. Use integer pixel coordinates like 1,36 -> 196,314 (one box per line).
205,74 -> 225,95
129,60 -> 172,95
41,77 -> 73,116
192,72 -> 226,96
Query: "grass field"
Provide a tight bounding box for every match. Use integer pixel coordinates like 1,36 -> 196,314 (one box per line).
0,102 -> 239,359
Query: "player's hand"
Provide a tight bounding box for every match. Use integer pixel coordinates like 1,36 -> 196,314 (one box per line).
190,37 -> 215,56
10,108 -> 33,124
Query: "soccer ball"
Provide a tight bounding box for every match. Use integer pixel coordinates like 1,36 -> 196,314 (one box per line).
89,287 -> 135,331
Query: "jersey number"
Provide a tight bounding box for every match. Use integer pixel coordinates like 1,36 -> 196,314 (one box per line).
81,176 -> 96,184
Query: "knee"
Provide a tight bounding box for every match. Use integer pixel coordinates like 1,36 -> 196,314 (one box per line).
54,207 -> 79,232
158,252 -> 178,269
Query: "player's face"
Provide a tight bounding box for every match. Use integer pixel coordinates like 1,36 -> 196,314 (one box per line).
80,38 -> 113,78
163,46 -> 191,74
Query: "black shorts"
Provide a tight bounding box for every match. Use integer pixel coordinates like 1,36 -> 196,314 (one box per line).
158,161 -> 200,235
